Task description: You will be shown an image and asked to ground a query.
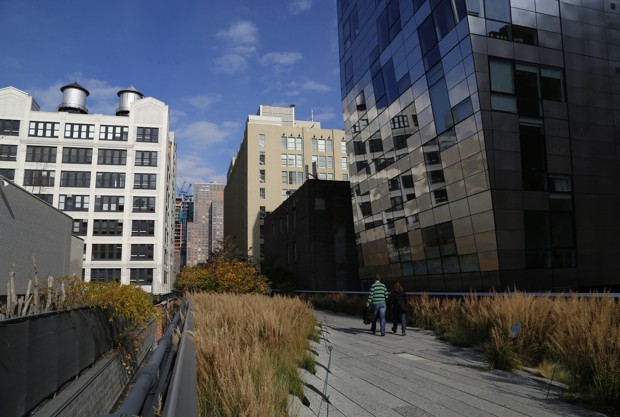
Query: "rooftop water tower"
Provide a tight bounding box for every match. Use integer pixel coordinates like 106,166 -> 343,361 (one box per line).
57,82 -> 89,114
116,85 -> 144,116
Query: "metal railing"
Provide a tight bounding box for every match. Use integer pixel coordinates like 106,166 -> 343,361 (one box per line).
294,290 -> 620,298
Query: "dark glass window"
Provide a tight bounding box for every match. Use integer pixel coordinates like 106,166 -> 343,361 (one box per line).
485,0 -> 510,22
130,268 -> 153,285
23,169 -> 55,186
487,20 -> 511,40
0,119 -> 20,135
401,174 -> 414,188
428,79 -> 453,134
390,196 -> 404,211
26,146 -> 57,162
0,145 -> 17,161
512,25 -> 537,45
96,172 -> 125,188
97,149 -> 127,165
520,121 -> 546,191
393,135 -> 408,150
136,127 -> 159,143
133,196 -> 156,212
433,0 -> 456,39
59,194 -> 89,211
388,177 -> 400,191
429,169 -> 445,184
452,98 -> 474,124
353,141 -> 366,155
93,219 -> 124,236
135,150 -> 158,166
134,173 -> 157,189
60,171 -> 91,187
73,219 -> 88,235
91,268 -> 121,282
132,220 -> 155,236
424,150 -> 441,165
541,68 -> 564,101
369,138 -> 384,153
0,169 -> 15,181
433,188 -> 448,205
91,244 -> 123,260
360,201 -> 372,217
95,195 -> 124,212
35,194 -> 53,204
131,244 -> 154,260
62,147 -> 92,164
418,17 -> 438,55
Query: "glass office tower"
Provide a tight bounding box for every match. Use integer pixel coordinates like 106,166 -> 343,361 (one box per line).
337,0 -> 620,291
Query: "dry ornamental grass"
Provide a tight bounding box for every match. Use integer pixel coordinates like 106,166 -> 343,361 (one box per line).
192,293 -> 317,417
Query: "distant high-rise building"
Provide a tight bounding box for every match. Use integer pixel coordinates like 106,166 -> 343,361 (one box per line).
174,195 -> 193,275
0,84 -> 177,294
225,105 -> 348,264
187,182 -> 224,264
337,0 -> 620,291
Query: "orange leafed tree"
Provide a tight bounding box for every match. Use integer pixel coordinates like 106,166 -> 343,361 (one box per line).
176,239 -> 269,294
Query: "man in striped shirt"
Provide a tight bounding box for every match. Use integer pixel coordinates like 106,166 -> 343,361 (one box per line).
367,273 -> 389,336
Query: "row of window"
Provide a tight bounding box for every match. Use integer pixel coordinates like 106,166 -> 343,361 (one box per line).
73,219 -> 155,236
0,119 -> 160,142
54,195 -> 156,212
0,144 -> 157,166
91,244 -> 154,260
20,171 -> 157,189
90,268 -> 153,284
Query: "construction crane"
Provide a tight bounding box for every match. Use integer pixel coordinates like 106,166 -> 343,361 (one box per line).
178,179 -> 193,202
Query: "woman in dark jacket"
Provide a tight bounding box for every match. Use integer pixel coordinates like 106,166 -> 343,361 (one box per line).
389,281 -> 408,335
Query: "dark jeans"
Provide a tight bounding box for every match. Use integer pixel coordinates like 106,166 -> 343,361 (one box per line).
392,312 -> 406,335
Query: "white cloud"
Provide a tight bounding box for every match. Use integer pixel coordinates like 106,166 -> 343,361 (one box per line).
31,76 -> 124,115
283,79 -> 331,96
260,52 -> 303,69
289,0 -> 313,15
183,94 -> 222,110
212,20 -> 260,74
176,154 -> 225,186
169,109 -> 187,127
175,120 -> 239,149
312,107 -> 338,122
216,20 -> 258,47
212,54 -> 249,73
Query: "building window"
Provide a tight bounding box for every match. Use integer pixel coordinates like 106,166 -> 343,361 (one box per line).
130,268 -> 153,285
312,138 -> 318,152
341,140 -> 346,153
369,138 -> 383,153
62,147 -> 92,164
0,145 -> 17,161
23,169 -> 55,186
327,173 -> 334,180
134,173 -> 157,189
65,123 -> 94,139
319,173 -> 327,180
260,188 -> 265,199
281,135 -> 287,150
282,171 -> 288,184
96,172 -> 125,188
259,206 -> 266,220
60,171 -> 91,187
132,220 -> 155,236
98,149 -> 127,165
90,268 -> 121,282
59,194 -> 89,211
390,115 -> 410,129
296,137 -> 302,151
29,121 -> 59,137
327,156 -> 333,169
259,151 -> 265,165
296,154 -> 302,167
0,169 -> 15,181
73,219 -> 88,236
287,136 -> 296,150
281,154 -> 287,166
35,194 -> 53,204
318,156 -> 326,168
288,171 -> 296,185
282,189 -> 289,200
133,196 -> 156,212
95,195 -> 124,212
135,150 -> 158,166
0,119 -> 20,135
432,188 -> 448,205
259,134 -> 265,147
136,127 -> 159,143
93,219 -> 123,236
91,244 -> 123,260
297,172 -> 303,184
341,157 -> 348,170
259,169 -> 265,183
26,146 -> 57,162
318,139 -> 326,152
131,244 -> 154,260
287,154 -> 295,167
343,174 -> 349,181
100,125 -> 128,141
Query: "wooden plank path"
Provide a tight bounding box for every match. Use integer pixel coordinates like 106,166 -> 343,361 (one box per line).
291,310 -> 606,417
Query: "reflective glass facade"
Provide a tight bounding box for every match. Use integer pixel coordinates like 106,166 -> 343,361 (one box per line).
338,0 -> 620,291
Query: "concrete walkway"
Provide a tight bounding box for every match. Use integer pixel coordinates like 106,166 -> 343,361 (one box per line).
292,310 -> 606,417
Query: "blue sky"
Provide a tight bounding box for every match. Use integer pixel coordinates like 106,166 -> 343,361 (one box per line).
0,0 -> 343,187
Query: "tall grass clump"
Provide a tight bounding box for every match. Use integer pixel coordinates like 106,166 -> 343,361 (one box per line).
192,293 -> 317,417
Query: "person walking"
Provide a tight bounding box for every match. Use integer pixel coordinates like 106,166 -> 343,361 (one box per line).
367,273 -> 389,336
389,281 -> 408,335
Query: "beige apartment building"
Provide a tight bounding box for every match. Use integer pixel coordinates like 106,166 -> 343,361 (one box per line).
224,105 -> 348,264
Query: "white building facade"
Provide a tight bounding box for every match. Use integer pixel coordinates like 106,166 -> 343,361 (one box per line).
0,84 -> 176,294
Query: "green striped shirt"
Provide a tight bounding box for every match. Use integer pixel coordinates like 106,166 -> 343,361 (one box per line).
368,282 -> 388,305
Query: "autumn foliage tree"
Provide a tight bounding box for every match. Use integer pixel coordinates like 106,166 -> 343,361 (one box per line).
176,239 -> 269,294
